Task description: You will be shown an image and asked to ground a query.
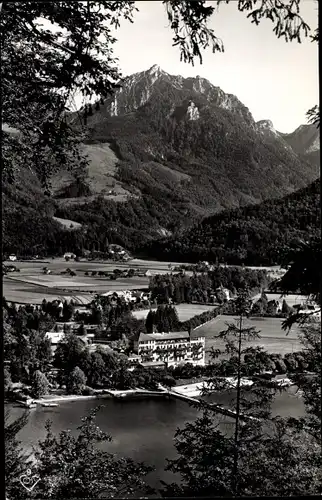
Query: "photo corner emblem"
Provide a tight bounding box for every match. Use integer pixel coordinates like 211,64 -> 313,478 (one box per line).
19,468 -> 41,493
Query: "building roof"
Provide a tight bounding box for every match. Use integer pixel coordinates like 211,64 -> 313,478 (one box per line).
45,331 -> 65,344
139,331 -> 190,342
140,361 -> 166,368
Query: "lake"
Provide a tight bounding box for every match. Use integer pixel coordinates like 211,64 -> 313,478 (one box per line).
7,389 -> 306,495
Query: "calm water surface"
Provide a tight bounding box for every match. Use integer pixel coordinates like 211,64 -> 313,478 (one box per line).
7,390 -> 306,493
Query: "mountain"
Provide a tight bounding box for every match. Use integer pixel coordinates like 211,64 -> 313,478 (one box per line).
142,178 -> 321,266
73,65 -> 318,216
280,124 -> 320,169
3,65 -> 320,257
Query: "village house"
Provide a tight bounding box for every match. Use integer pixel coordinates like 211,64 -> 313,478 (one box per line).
135,331 -> 206,368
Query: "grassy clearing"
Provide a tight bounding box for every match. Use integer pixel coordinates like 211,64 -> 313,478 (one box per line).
263,293 -> 312,307
198,314 -> 302,340
52,217 -> 82,229
197,314 -> 304,363
133,304 -> 217,322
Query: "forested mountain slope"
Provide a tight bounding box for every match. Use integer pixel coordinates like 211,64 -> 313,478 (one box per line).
141,179 -> 321,266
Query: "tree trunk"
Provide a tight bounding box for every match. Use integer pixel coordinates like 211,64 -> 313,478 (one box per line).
232,314 -> 243,496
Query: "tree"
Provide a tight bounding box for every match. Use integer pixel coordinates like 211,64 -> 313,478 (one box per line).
281,299 -> 292,315
162,289 -> 322,497
87,351 -> 107,387
5,410 -> 32,499
251,298 -> 266,316
54,334 -> 84,375
1,1 -> 138,185
266,299 -> 278,316
289,323 -> 321,440
162,374 -> 177,390
284,353 -> 298,372
275,237 -> 321,327
29,330 -> 53,374
33,407 -> 154,498
66,366 -> 87,395
32,370 -> 50,398
145,309 -> 155,333
111,365 -> 135,390
274,357 -> 287,374
62,300 -> 74,322
4,366 -> 12,392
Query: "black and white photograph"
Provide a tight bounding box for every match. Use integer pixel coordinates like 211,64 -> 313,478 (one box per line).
3,1 -> 321,498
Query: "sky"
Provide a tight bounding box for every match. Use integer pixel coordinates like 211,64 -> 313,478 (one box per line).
108,0 -> 319,133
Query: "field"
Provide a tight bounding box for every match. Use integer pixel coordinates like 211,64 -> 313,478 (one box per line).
4,257 -> 187,274
52,217 -> 82,230
3,277 -> 94,305
133,304 -> 217,322
196,314 -> 304,362
3,257 -> 183,305
3,258 -> 313,321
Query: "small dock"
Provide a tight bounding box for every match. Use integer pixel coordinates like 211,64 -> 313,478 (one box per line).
107,389 -> 168,399
167,390 -> 259,422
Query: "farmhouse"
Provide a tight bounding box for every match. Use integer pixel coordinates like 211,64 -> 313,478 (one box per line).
9,254 -> 17,261
135,331 -> 205,367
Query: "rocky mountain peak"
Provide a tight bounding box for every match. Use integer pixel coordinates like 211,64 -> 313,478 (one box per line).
257,119 -> 276,132
103,65 -> 255,127
148,64 -> 162,74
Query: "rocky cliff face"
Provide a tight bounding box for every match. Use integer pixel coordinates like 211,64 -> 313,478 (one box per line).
280,124 -> 320,168
103,64 -> 255,127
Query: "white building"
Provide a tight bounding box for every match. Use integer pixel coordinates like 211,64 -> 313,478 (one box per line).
45,330 -> 96,354
45,331 -> 66,354
136,331 -> 205,367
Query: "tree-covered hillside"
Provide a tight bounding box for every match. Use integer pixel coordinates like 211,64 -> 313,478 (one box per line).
80,66 -> 318,215
142,179 -> 321,266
